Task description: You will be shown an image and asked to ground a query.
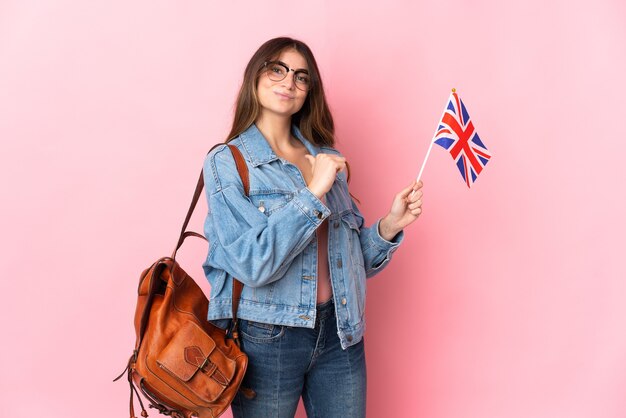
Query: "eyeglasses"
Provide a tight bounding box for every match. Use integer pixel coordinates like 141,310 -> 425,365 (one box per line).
262,61 -> 311,91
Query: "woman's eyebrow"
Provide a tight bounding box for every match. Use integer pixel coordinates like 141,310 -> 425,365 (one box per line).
278,60 -> 309,73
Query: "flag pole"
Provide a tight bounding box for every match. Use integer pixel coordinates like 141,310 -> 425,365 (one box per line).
414,88 -> 456,186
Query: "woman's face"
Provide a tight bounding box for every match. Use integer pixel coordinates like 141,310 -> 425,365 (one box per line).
256,48 -> 309,119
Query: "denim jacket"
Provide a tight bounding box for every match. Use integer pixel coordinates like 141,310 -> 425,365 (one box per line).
202,123 -> 403,349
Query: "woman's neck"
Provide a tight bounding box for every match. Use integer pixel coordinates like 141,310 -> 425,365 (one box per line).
255,113 -> 298,152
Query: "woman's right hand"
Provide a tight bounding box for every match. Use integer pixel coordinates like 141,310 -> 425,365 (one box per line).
304,153 -> 346,199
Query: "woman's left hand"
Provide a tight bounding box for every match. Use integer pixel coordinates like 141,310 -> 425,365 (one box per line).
378,180 -> 423,241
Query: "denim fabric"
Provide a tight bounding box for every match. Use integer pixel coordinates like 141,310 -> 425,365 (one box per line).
231,299 -> 366,418
202,122 -> 403,349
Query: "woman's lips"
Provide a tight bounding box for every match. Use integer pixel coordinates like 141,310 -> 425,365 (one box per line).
274,91 -> 294,99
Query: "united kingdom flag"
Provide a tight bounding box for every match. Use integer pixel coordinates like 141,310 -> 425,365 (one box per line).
434,91 -> 491,187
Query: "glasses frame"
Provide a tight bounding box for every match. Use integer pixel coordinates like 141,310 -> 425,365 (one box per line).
262,61 -> 311,91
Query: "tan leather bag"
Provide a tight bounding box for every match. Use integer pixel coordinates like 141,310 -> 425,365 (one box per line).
115,145 -> 250,418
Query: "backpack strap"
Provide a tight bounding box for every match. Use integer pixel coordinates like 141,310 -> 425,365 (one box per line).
226,146 -> 248,334
171,144 -> 249,342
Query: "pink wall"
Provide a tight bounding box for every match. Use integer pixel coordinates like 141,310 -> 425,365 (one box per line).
2,1 -> 625,417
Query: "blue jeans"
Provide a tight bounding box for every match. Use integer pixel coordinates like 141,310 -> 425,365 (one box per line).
227,299 -> 366,418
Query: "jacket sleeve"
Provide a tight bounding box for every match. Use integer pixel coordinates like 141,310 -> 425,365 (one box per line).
351,195 -> 404,279
203,145 -> 331,288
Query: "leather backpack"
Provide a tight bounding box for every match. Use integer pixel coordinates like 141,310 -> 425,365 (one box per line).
115,145 -> 250,418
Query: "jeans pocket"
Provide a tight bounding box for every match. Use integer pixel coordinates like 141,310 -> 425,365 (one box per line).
240,319 -> 285,343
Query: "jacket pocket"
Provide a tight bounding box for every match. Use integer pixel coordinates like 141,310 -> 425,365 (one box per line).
341,210 -> 367,317
341,211 -> 364,267
248,190 -> 293,216
207,269 -> 227,299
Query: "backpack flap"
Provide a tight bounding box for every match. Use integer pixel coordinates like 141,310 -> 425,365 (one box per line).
156,321 -> 237,403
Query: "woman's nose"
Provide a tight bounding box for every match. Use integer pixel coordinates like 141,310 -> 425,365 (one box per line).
282,73 -> 296,90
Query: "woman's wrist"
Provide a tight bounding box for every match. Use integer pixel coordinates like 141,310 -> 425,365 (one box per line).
307,185 -> 325,199
379,215 -> 401,242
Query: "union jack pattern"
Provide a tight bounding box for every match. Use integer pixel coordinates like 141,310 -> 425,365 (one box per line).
434,92 -> 491,187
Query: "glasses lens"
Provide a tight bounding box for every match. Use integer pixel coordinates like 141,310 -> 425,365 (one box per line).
266,62 -> 287,82
294,72 -> 311,91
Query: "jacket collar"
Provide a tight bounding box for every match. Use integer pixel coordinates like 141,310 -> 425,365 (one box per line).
239,122 -> 321,167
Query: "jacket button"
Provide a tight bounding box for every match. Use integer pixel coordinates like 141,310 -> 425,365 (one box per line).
341,298 -> 347,305
313,209 -> 323,219
337,259 -> 342,268
346,335 -> 353,342
333,221 -> 339,228
299,315 -> 311,321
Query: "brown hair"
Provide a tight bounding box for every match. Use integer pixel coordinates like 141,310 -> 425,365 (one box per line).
226,37 -> 335,147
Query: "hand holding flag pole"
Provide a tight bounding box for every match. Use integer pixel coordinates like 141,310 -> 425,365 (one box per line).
384,89 -> 490,236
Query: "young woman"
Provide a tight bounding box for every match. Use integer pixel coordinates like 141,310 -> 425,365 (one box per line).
202,37 -> 423,418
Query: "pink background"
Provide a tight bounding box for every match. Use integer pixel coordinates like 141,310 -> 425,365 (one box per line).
2,1 -> 625,417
